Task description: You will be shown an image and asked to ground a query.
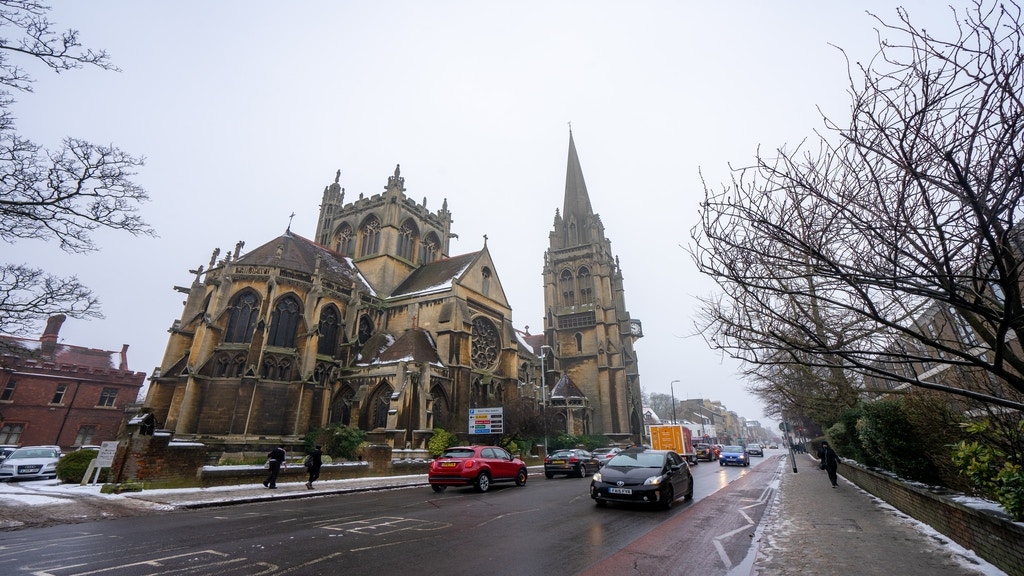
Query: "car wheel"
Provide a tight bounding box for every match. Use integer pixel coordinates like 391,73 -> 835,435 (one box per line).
515,468 -> 528,487
430,484 -> 446,493
660,484 -> 675,510
545,472 -> 554,479
474,472 -> 491,492
684,479 -> 694,501
578,464 -> 587,478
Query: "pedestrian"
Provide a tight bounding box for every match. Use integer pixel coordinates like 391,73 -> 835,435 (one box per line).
263,444 -> 286,489
304,444 -> 323,489
818,441 -> 840,488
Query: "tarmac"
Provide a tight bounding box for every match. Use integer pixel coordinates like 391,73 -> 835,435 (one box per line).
3,453 -> 1007,575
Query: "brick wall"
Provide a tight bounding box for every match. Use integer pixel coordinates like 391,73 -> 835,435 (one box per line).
840,461 -> 1024,576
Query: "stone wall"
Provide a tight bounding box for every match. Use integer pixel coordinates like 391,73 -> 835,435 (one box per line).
840,461 -> 1024,576
112,437 -> 430,488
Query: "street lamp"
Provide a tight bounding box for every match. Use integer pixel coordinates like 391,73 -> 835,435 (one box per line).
669,380 -> 679,424
698,397 -> 707,437
540,344 -> 552,457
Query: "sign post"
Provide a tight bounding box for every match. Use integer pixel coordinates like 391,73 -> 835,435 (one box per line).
80,441 -> 119,485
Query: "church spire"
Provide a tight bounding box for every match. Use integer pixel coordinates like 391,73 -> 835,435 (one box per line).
563,128 -> 594,223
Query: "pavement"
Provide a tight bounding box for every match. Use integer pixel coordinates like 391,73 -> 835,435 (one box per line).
0,453 -> 1007,575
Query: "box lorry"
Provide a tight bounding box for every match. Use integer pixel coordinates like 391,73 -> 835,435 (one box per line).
649,424 -> 699,465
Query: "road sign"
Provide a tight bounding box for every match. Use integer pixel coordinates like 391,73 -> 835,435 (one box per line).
468,407 -> 503,434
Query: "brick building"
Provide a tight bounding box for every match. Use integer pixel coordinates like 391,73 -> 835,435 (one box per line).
0,315 -> 146,449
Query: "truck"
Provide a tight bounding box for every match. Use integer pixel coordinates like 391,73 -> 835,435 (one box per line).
649,424 -> 699,465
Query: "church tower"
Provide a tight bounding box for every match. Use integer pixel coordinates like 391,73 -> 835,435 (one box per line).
542,130 -> 644,444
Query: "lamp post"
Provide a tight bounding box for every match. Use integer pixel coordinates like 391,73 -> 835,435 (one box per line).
698,397 -> 707,437
669,380 -> 679,424
540,345 -> 552,457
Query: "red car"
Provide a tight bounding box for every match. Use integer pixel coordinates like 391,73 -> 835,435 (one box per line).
428,445 -> 528,493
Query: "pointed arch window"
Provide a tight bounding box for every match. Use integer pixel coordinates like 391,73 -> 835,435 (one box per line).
358,315 -> 374,345
267,294 -> 302,348
397,219 -> 419,261
419,232 -> 440,264
225,291 -> 260,343
559,269 -> 575,307
317,305 -> 341,356
333,387 -> 355,426
575,332 -> 583,353
577,267 -> 593,304
369,382 -> 393,429
481,267 -> 491,296
358,215 -> 382,257
334,223 -> 354,257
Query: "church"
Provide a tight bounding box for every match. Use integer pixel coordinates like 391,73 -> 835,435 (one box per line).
142,131 -> 645,452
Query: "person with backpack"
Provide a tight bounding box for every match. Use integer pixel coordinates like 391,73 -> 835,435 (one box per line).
818,441 -> 840,488
304,445 -> 323,489
263,444 -> 286,489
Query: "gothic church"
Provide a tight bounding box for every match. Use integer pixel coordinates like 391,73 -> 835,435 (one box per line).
143,132 -> 644,451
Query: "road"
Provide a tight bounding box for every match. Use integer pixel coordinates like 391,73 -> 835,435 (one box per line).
0,452 -> 785,576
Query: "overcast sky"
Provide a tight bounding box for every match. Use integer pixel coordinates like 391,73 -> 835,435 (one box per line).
12,1 -> 959,428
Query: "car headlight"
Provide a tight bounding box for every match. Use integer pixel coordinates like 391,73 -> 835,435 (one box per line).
592,472 -> 602,482
643,475 -> 664,486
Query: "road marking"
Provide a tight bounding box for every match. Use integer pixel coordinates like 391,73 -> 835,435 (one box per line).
710,460 -> 781,570
323,516 -> 450,535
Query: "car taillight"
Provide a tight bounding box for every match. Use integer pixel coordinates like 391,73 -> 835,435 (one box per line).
464,460 -> 476,469
569,457 -> 579,463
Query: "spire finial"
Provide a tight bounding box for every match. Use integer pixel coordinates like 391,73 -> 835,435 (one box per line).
287,212 -> 296,232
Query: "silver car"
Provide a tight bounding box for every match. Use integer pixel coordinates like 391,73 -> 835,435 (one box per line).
0,446 -> 61,481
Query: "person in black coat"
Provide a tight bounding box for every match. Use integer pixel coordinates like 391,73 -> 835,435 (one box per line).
818,441 -> 840,488
264,444 -> 286,489
305,445 -> 323,489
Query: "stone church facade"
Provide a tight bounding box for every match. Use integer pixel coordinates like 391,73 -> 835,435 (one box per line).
142,133 -> 643,451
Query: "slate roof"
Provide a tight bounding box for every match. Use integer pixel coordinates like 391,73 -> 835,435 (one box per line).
550,373 -> 587,399
390,251 -> 479,297
376,329 -> 442,364
233,230 -> 370,293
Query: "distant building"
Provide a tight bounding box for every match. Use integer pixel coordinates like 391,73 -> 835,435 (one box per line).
0,315 -> 146,449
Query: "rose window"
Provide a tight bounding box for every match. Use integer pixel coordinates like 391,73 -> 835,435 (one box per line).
471,316 -> 500,369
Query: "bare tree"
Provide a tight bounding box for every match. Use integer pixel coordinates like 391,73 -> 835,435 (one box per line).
691,1 -> 1024,411
0,1 -> 151,335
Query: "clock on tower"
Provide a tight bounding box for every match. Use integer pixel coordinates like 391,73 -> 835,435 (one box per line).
629,320 -> 643,338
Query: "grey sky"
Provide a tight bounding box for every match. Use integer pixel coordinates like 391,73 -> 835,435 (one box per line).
14,1 -> 954,427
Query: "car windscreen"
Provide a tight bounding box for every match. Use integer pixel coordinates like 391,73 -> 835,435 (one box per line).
11,449 -> 57,459
549,451 -> 572,458
606,452 -> 665,468
722,446 -> 744,453
440,449 -> 475,458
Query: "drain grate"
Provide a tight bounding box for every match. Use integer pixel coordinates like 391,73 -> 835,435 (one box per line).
811,518 -> 862,531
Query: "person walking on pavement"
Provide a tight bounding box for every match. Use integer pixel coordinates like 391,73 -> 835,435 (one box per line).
264,444 -> 286,489
818,441 -> 840,488
304,445 -> 323,489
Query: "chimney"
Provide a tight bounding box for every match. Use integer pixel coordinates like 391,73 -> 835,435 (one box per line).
119,344 -> 129,371
40,314 -> 66,358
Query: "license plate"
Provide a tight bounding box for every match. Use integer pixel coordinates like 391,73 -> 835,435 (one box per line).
608,487 -> 632,495
20,466 -> 41,473
552,460 -> 566,465
441,462 -> 458,468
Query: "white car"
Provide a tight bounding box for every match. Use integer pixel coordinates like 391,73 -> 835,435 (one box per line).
0,446 -> 61,481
